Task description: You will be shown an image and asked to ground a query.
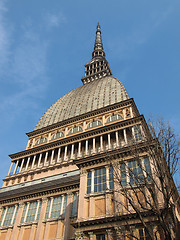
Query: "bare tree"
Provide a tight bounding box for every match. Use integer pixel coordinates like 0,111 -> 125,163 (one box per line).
112,118 -> 180,240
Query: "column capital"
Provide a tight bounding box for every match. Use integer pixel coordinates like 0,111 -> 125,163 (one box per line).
75,231 -> 85,240
42,197 -> 48,203
80,169 -> 87,175
19,202 -> 25,208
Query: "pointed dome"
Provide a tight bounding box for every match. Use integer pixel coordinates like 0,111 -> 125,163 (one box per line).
35,76 -> 129,130
34,24 -> 129,130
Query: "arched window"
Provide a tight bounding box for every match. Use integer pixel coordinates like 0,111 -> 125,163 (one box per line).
68,126 -> 83,135
51,132 -> 64,140
35,137 -> 47,145
106,114 -> 123,123
87,120 -> 102,129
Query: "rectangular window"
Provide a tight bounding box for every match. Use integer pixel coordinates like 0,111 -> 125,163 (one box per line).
26,201 -> 37,223
96,234 -> 105,240
72,193 -> 79,216
128,160 -> 143,185
0,205 -> 19,227
3,206 -> 15,226
144,157 -> 152,181
87,167 -> 114,194
21,200 -> 42,223
45,195 -> 67,219
51,196 -> 62,218
109,166 -> 114,189
139,228 -> 150,240
94,168 -> 106,193
87,171 -> 92,194
134,125 -> 142,142
120,163 -> 127,186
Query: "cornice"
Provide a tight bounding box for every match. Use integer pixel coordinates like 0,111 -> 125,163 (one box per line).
26,98 -> 139,137
71,210 -> 156,228
0,179 -> 79,205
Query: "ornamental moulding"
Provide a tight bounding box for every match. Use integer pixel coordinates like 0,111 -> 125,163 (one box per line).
26,98 -> 138,137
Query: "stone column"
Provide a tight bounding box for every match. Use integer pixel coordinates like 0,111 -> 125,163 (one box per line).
91,169 -> 95,193
31,155 -> 36,169
13,160 -> 19,175
71,144 -> 74,159
7,162 -> 13,176
78,170 -> 87,219
130,106 -> 133,118
93,138 -> 96,154
19,158 -> 25,172
37,153 -> 42,167
115,131 -> 119,147
60,195 -> 64,215
48,197 -> 54,218
1,207 -> 8,226
100,135 -> 103,151
10,202 -> 25,240
5,227 -> 13,240
88,232 -> 94,240
123,129 -> 127,145
105,193 -> 111,216
29,223 -> 37,240
123,109 -> 126,119
63,193 -> 73,240
131,126 -> 136,142
50,149 -> 54,164
57,147 -> 61,162
24,202 -> 30,222
64,146 -> 68,161
108,133 -> 111,149
44,151 -> 49,166
25,157 -> 30,171
85,140 -> 88,156
140,124 -> 145,139
0,207 -> 4,219
35,198 -> 48,240
78,142 -> 81,158
34,200 -> 41,221
106,166 -> 110,190
106,229 -> 113,240
11,204 -> 18,225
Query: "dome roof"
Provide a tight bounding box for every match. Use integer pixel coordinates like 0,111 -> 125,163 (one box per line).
35,76 -> 129,130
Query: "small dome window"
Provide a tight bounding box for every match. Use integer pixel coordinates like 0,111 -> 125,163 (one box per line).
68,126 -> 83,135
106,114 -> 123,123
35,137 -> 47,145
51,132 -> 64,140
87,120 -> 102,129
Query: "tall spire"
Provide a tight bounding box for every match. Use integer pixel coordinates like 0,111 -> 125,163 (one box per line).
92,22 -> 105,58
81,23 -> 112,85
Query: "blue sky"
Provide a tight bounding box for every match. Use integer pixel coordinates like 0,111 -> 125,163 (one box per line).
0,0 -> 180,185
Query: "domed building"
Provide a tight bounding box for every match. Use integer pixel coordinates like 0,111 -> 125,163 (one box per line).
0,23 -> 179,240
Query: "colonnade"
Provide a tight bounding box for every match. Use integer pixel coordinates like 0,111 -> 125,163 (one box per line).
8,125 -> 144,177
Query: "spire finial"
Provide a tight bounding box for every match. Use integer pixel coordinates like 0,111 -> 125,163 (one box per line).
81,23 -> 112,85
93,22 -> 104,56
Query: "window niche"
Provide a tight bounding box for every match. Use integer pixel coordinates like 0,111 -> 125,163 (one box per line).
86,120 -> 102,129
68,126 -> 83,135
51,132 -> 64,140
106,113 -> 123,123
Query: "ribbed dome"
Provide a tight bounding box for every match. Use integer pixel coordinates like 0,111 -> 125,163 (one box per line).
35,76 -> 129,130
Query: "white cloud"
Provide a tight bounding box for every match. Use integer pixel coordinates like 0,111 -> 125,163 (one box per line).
46,12 -> 66,28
